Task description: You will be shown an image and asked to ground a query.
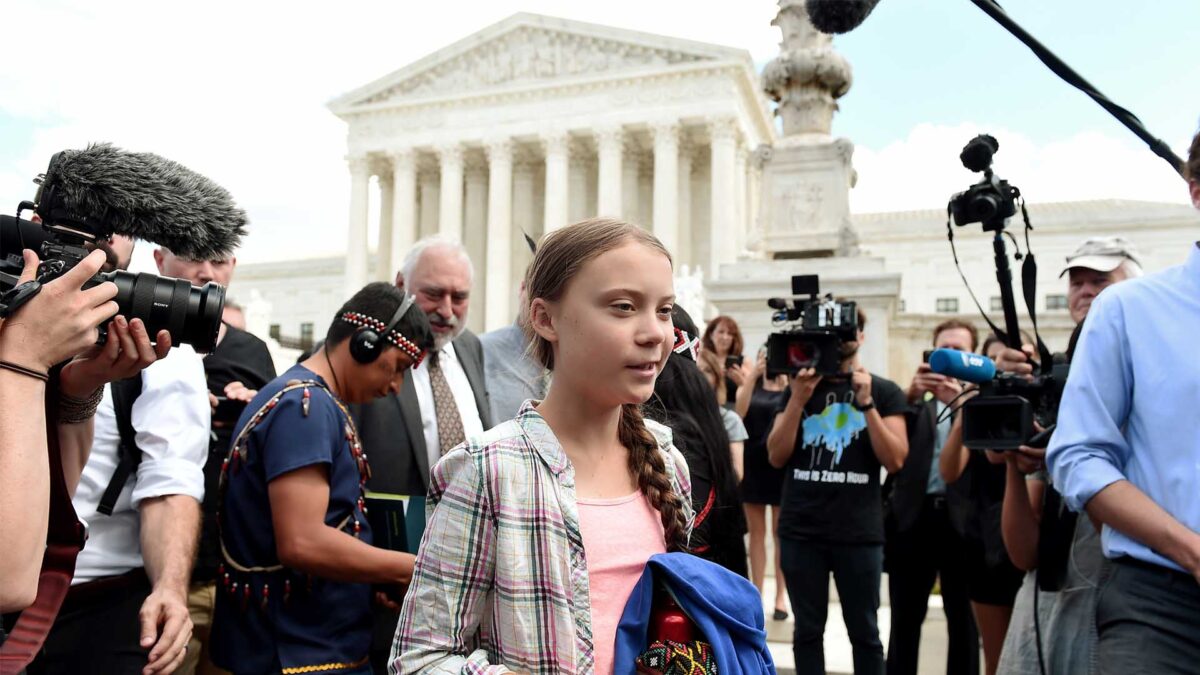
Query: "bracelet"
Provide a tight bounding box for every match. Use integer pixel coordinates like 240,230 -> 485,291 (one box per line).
0,359 -> 49,382
854,399 -> 875,412
59,385 -> 105,424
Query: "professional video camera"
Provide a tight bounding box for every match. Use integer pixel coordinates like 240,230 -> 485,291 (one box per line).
932,134 -> 1066,450
0,144 -> 247,353
765,274 -> 858,378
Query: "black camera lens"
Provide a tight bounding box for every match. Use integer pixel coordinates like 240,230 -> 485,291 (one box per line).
969,193 -> 1002,221
100,270 -> 225,353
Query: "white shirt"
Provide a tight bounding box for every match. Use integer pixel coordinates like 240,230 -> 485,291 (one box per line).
409,341 -> 485,471
72,345 -> 210,584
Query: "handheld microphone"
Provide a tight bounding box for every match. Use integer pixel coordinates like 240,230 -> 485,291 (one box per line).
28,142 -> 247,260
805,0 -> 883,34
928,348 -> 996,384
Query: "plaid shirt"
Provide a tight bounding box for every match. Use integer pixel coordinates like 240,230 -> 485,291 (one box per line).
393,401 -> 693,674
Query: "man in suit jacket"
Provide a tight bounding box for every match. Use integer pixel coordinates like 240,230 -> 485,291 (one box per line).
883,320 -> 979,675
352,236 -> 492,675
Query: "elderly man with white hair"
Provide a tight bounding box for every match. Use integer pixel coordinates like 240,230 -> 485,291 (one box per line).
350,235 -> 491,675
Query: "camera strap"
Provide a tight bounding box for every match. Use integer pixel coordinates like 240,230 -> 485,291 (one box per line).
946,208 -> 1008,340
0,368 -> 87,674
1017,203 -> 1055,375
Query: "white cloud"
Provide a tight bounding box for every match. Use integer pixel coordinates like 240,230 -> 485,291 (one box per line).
849,122 -> 1191,214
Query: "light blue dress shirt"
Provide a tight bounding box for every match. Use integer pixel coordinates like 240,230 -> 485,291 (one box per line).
1047,243 -> 1200,572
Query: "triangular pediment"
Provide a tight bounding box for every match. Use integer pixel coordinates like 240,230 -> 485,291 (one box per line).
331,13 -> 749,112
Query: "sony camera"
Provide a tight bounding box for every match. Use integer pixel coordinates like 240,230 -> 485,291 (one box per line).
948,134 -> 1019,232
765,275 -> 858,377
0,150 -> 227,352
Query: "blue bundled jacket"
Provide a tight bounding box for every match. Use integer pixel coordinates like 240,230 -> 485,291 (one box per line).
613,552 -> 775,674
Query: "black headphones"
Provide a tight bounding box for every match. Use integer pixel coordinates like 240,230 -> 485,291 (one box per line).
348,293 -> 417,364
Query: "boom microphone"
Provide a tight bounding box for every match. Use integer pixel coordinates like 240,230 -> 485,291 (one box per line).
805,0 -> 882,35
30,142 -> 247,260
928,348 -> 996,384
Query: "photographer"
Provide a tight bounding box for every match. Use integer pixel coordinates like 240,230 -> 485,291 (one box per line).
1045,132 -> 1200,674
992,237 -> 1141,675
884,320 -> 980,675
151,245 -> 277,675
1,247 -> 169,615
767,307 -> 908,675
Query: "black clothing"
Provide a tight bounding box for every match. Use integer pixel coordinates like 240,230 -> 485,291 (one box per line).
776,375 -> 907,544
884,398 -> 979,675
1097,558 -> 1200,674
885,496 -> 979,675
953,448 -> 1023,607
740,387 -> 788,506
197,325 -> 276,583
23,569 -> 152,675
672,414 -> 748,578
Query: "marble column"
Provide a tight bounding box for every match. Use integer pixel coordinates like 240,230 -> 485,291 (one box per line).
376,167 -> 394,281
735,144 -> 749,255
709,118 -> 739,275
464,160 -> 488,333
596,126 -> 624,217
388,149 -> 417,280
651,121 -> 680,256
438,144 -> 464,240
485,139 -> 514,331
568,156 -> 589,223
542,131 -> 570,232
511,160 -> 537,291
418,172 -> 439,238
622,148 -> 639,223
345,156 -> 371,298
677,145 -> 693,269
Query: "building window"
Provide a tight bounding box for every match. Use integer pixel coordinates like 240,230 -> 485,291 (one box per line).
1046,294 -> 1069,311
990,296 -> 1003,312
898,300 -> 906,313
269,324 -> 281,340
936,298 -> 959,314
300,322 -> 314,349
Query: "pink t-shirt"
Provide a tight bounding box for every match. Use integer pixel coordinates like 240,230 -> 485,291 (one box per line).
577,491 -> 667,675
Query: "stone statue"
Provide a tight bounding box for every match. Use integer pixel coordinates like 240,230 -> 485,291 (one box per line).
761,0 -> 853,139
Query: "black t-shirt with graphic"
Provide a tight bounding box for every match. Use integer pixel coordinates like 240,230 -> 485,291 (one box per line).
775,374 -> 907,544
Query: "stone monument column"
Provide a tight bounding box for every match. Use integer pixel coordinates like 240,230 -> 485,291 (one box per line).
464,160 -> 488,332
652,121 -> 680,256
485,139 -> 514,331
345,156 -> 371,298
389,149 -> 417,279
438,144 -> 464,239
542,131 -> 570,232
596,127 -> 624,217
709,118 -> 739,274
376,164 -> 394,281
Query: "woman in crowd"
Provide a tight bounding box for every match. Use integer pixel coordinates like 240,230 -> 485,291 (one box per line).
738,347 -> 792,620
394,218 -> 692,675
697,348 -> 748,482
702,315 -> 745,407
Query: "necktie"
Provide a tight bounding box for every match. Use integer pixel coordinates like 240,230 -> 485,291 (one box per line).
428,351 -> 466,455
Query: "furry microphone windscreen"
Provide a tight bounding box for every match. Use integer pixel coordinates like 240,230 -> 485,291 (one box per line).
805,0 -> 882,34
42,143 -> 247,261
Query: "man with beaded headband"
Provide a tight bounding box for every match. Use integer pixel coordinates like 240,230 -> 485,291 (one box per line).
211,283 -> 432,675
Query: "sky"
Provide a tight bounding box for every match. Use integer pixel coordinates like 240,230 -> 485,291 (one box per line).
1,0 -> 1197,267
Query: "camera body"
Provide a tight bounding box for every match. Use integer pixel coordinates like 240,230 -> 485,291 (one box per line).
766,275 -> 858,377
948,134 -> 1020,232
960,363 -> 1068,450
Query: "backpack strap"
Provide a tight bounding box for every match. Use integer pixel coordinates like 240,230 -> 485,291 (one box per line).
97,375 -> 144,516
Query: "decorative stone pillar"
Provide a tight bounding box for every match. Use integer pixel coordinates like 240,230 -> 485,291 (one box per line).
677,145 -> 694,269
622,148 -> 640,223
542,131 -> 570,232
568,156 -> 589,223
651,121 -> 680,256
438,144 -> 464,240
418,172 -> 439,238
734,144 -> 749,255
638,156 -> 653,232
596,126 -> 624,217
345,155 -> 371,298
388,149 -> 417,280
709,118 -> 739,275
464,160 -> 488,332
485,139 -> 514,331
762,0 -> 852,138
376,166 -> 394,281
511,160 -> 537,291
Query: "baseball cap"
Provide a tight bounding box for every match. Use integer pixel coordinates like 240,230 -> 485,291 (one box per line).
1059,236 -> 1143,278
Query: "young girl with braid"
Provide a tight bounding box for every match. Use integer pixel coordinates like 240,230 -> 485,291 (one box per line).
395,218 -> 693,674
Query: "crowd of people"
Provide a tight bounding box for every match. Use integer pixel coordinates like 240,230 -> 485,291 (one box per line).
2,130 -> 1200,675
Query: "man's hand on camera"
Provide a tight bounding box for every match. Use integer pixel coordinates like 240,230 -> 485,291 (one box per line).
995,345 -> 1036,379
59,316 -> 171,399
0,249 -> 119,371
851,365 -> 873,408
908,363 -> 944,403
789,367 -> 822,404
933,376 -> 963,406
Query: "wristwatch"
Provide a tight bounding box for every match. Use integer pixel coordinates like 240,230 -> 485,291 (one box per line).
854,400 -> 875,412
